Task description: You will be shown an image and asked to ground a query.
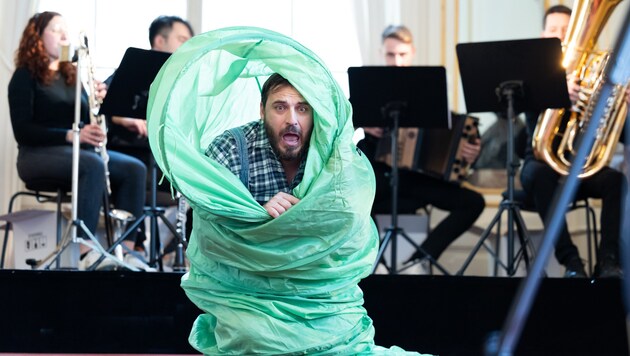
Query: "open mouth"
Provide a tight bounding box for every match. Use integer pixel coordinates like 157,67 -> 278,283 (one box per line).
282,133 -> 300,147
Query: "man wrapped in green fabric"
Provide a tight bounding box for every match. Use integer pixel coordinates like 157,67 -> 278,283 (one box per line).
147,27 -> 429,355
206,74 -> 312,219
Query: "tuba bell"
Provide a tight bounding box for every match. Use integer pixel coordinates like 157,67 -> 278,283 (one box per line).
532,0 -> 628,178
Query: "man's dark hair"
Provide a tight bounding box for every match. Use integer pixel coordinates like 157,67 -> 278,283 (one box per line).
149,15 -> 194,47
381,24 -> 413,44
543,5 -> 572,28
261,73 -> 292,108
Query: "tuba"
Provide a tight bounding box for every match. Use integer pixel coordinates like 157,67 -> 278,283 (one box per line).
533,0 -> 628,178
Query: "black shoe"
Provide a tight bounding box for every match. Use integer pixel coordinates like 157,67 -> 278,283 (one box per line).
404,249 -> 427,265
564,258 -> 587,278
594,254 -> 623,279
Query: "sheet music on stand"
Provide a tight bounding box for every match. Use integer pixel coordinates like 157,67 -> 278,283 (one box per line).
457,38 -> 570,114
349,66 -> 451,129
349,66 -> 451,275
100,47 -> 170,119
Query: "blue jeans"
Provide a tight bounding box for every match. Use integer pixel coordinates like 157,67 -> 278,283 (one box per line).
17,145 -> 147,241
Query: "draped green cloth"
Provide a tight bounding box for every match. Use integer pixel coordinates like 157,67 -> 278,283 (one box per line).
147,27 -> 425,355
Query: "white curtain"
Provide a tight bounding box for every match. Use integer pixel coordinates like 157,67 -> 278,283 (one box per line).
0,0 -> 39,213
352,0 -> 439,66
353,0 -> 396,66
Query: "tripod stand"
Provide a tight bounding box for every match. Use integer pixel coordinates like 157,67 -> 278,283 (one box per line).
98,48 -> 187,272
457,81 -> 533,276
102,157 -> 188,271
454,37 -> 572,278
371,103 -> 449,275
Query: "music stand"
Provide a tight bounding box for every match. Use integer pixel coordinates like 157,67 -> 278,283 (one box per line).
457,38 -> 571,276
349,66 -> 450,275
455,38 -> 570,278
100,47 -> 171,119
100,47 -> 187,271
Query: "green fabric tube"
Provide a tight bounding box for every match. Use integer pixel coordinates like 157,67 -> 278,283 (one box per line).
147,26 -> 427,355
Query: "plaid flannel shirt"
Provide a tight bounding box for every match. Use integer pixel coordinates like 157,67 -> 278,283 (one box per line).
205,120 -> 306,205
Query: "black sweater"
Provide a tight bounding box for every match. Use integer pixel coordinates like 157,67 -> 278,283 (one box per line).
8,67 -> 89,147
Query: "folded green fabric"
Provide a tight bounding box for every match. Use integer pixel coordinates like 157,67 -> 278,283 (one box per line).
147,26 -> 426,355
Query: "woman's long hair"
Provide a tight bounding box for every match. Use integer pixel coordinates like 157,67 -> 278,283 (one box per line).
15,11 -> 76,86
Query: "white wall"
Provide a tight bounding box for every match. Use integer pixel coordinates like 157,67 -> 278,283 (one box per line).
1,0 -> 628,213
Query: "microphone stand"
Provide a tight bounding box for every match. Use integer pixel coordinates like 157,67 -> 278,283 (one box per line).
36,41 -> 138,271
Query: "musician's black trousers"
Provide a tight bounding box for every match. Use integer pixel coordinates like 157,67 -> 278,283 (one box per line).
520,157 -> 626,266
17,145 -> 146,241
372,164 -> 485,261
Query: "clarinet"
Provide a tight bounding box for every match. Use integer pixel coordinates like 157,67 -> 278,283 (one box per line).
80,33 -> 112,195
173,192 -> 188,271
78,33 -> 134,250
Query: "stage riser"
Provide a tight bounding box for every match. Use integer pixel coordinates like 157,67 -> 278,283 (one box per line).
0,271 -> 626,355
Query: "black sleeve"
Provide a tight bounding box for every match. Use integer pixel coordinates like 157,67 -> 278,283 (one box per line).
8,68 -> 68,146
356,132 -> 379,164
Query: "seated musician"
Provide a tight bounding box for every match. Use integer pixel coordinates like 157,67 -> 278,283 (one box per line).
106,15 -> 194,175
520,5 -> 627,278
8,11 -> 150,270
358,25 -> 485,270
104,16 -> 194,255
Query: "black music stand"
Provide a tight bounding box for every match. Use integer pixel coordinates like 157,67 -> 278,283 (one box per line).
455,38 -> 570,278
349,66 -> 450,275
100,47 -> 187,271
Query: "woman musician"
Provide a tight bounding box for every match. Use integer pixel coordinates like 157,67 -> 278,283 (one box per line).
8,11 -> 150,271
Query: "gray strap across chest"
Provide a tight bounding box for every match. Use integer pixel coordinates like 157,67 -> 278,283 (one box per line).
228,127 -> 249,187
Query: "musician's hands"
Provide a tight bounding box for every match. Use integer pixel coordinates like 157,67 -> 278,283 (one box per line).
112,116 -> 148,137
263,192 -> 300,218
363,127 -> 384,138
75,123 -> 106,146
567,73 -> 581,104
94,80 -> 108,102
460,138 -> 481,164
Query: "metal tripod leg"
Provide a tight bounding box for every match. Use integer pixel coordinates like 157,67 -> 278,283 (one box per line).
29,218 -> 139,271
372,227 -> 449,275
103,156 -> 188,272
102,205 -> 181,271
457,200 -> 533,276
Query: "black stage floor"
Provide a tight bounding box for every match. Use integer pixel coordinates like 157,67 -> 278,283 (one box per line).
0,270 -> 627,355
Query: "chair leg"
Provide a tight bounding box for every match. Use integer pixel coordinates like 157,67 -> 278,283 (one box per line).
494,214 -> 502,277
1,191 -> 64,269
585,201 -> 599,275
54,189 -> 65,269
2,192 -> 33,269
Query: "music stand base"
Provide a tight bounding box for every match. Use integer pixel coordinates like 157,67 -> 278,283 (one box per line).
30,219 -> 140,271
109,204 -> 187,272
373,227 -> 450,275
457,201 -> 533,276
